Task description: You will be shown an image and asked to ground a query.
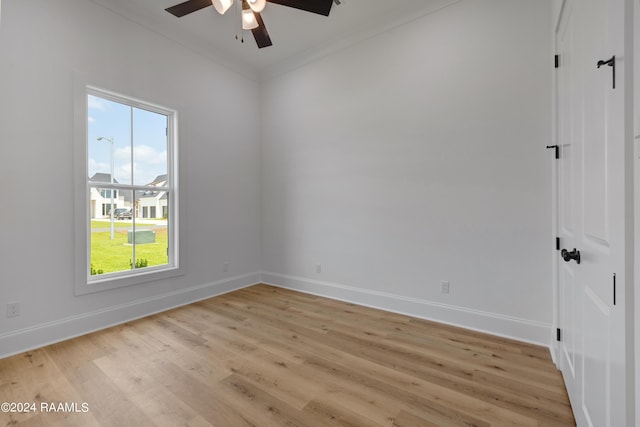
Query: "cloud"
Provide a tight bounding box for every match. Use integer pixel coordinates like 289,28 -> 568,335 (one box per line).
88,96 -> 107,111
88,158 -> 109,177
88,116 -> 96,123
116,163 -> 132,183
136,145 -> 167,165
112,145 -> 167,184
115,145 -> 167,165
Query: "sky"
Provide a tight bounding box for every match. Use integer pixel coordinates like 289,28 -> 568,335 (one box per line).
87,94 -> 168,186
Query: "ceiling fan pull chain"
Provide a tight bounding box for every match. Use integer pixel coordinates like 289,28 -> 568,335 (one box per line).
238,0 -> 244,43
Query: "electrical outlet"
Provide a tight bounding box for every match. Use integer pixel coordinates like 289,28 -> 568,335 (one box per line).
315,264 -> 322,273
7,302 -> 20,318
440,281 -> 450,294
223,262 -> 229,273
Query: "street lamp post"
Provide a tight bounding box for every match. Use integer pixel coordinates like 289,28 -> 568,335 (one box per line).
97,137 -> 115,240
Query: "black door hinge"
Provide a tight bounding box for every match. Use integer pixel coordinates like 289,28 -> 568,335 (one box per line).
546,145 -> 559,159
556,328 -> 561,341
613,273 -> 617,305
555,55 -> 559,68
556,237 -> 560,251
597,55 -> 615,89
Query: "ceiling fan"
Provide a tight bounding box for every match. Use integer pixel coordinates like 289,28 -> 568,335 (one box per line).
165,0 -> 339,49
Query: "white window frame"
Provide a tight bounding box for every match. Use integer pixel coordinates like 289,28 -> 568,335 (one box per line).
74,85 -> 182,295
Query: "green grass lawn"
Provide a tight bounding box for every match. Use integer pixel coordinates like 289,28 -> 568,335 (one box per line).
91,220 -> 167,229
90,227 -> 168,274
91,220 -> 122,229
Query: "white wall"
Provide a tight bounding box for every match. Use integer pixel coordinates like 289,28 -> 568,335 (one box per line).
0,0 -> 555,356
634,0 -> 640,419
552,0 -> 565,31
0,0 -> 262,356
261,0 -> 553,344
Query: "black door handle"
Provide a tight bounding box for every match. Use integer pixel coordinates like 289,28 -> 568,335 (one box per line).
561,248 -> 581,264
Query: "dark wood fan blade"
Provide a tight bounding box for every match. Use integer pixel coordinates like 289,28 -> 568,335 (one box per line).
251,13 -> 273,48
266,0 -> 333,16
165,0 -> 212,17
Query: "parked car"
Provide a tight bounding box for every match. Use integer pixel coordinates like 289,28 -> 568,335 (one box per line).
114,208 -> 132,220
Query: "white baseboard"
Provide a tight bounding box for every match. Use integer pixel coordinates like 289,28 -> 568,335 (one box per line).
0,272 -> 261,359
261,271 -> 552,347
1,271 -> 552,360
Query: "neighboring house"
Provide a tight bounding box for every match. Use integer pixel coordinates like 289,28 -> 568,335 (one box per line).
88,173 -> 131,219
89,173 -> 167,219
137,174 -> 168,219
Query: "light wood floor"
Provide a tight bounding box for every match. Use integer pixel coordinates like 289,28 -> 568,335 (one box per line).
0,284 -> 575,426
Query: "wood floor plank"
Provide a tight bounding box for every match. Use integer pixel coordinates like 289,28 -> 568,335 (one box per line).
300,355 -> 537,427
92,350 -> 212,427
144,358 -> 254,426
45,342 -> 156,427
0,350 -> 101,427
0,284 -> 575,426
301,397 -> 388,427
392,409 -> 461,427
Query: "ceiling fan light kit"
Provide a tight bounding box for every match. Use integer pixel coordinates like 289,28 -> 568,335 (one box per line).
165,0 -> 336,48
242,8 -> 259,30
211,0 -> 234,15
247,0 -> 266,13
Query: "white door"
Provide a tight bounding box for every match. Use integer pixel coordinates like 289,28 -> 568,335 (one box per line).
555,0 -> 627,426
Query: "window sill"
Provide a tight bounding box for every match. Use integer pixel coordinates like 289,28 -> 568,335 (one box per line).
75,265 -> 184,296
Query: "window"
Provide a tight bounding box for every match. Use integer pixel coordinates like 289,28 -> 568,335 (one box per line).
99,189 -> 117,198
77,86 -> 180,293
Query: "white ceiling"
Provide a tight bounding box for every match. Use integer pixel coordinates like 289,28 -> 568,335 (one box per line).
91,0 -> 460,79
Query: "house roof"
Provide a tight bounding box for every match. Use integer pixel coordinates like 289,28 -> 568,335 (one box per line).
89,172 -> 119,184
89,173 -> 167,203
139,174 -> 168,200
148,174 -> 167,186
138,190 -> 168,200
139,190 -> 161,199
89,173 -> 135,203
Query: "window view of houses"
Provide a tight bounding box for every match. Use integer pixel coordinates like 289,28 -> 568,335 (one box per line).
87,92 -> 172,278
89,172 -> 169,277
89,173 -> 168,220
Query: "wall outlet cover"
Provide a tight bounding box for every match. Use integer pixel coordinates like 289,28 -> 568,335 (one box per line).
440,281 -> 450,294
7,302 -> 20,318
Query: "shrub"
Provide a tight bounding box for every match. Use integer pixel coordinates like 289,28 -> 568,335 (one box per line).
90,264 -> 104,275
130,258 -> 149,269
